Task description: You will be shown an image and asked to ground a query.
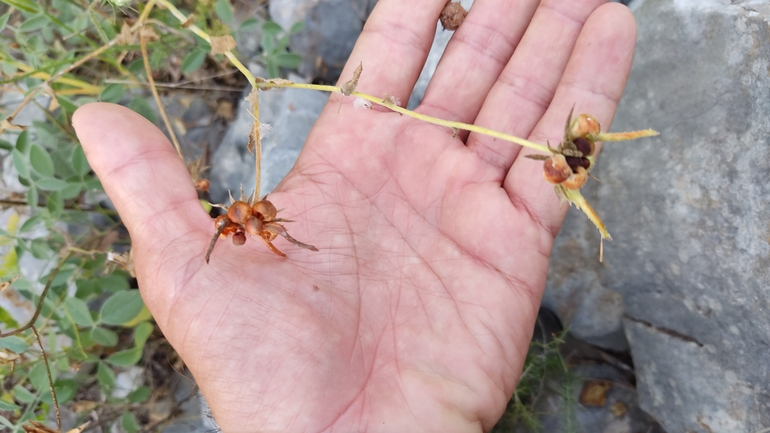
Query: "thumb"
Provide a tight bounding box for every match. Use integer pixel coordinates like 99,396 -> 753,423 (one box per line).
73,102 -> 207,246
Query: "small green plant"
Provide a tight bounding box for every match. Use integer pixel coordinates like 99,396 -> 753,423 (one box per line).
260,20 -> 304,78
0,0 -> 304,430
490,330 -> 581,433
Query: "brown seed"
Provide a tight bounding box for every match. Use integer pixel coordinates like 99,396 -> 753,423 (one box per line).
565,156 -> 591,172
440,1 -> 467,31
232,230 -> 246,246
562,166 -> 588,190
570,114 -> 601,138
543,154 -> 572,184
195,178 -> 210,192
572,137 -> 595,157
228,201 -> 252,224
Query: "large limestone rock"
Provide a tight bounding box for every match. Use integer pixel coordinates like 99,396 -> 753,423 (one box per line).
546,0 -> 770,431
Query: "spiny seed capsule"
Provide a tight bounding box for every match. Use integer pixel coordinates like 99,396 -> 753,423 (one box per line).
543,154 -> 572,184
228,201 -> 252,225
562,167 -> 588,190
570,114 -> 601,138
572,137 -> 595,157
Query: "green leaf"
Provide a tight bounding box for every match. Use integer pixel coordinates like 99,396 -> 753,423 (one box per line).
29,361 -> 51,392
64,297 -> 93,326
0,400 -> 21,411
0,0 -> 39,13
19,14 -> 49,32
267,60 -> 279,79
29,238 -> 51,260
46,190 -> 63,218
26,185 -> 38,208
36,177 -> 68,191
122,411 -> 141,433
128,97 -> 157,124
97,362 -> 115,388
0,335 -> 29,353
19,214 -> 43,233
0,138 -> 12,151
76,278 -> 99,298
127,385 -> 151,403
99,290 -> 144,325
90,327 -> 118,347
12,148 -> 30,179
96,274 -> 130,293
290,21 -> 304,34
0,12 -> 10,33
262,21 -> 282,36
11,385 -> 35,404
181,48 -> 207,75
72,146 -> 90,176
60,182 -> 83,199
133,322 -> 153,346
29,144 -> 54,177
215,0 -> 234,26
239,17 -> 260,32
0,308 -> 20,329
55,95 -> 79,116
52,379 -> 77,404
261,33 -> 275,54
106,347 -> 142,366
15,130 -> 29,153
273,53 -> 302,69
99,83 -> 125,103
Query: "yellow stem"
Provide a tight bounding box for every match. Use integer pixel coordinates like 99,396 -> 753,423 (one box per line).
140,28 -> 183,160
256,81 -> 551,154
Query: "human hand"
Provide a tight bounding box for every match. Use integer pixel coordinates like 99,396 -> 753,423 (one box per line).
73,1 -> 635,431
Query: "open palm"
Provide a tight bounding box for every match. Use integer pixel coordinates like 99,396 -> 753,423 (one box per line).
74,1 -> 635,431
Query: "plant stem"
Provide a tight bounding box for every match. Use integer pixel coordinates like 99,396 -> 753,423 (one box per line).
32,325 -> 61,432
0,252 -> 73,338
140,27 -> 184,160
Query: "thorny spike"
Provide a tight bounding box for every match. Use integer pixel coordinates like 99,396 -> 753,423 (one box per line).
264,224 -> 320,252
564,105 -> 574,137
228,190 -> 235,205
205,216 -> 231,263
239,185 -> 246,202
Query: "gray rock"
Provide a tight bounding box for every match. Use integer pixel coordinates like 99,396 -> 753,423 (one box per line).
547,0 -> 770,431
209,69 -> 328,203
268,0 -> 323,32
288,0 -> 378,83
625,319 -> 762,433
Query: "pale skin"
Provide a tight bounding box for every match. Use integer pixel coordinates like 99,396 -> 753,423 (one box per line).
73,1 -> 636,431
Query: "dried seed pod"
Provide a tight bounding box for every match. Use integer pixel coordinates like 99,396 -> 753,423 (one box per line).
572,137 -> 595,157
570,114 -> 601,139
253,200 -> 278,220
244,215 -> 262,236
543,154 -> 572,184
440,1 -> 467,31
562,166 -> 588,190
228,201 -> 252,224
232,230 -> 246,246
